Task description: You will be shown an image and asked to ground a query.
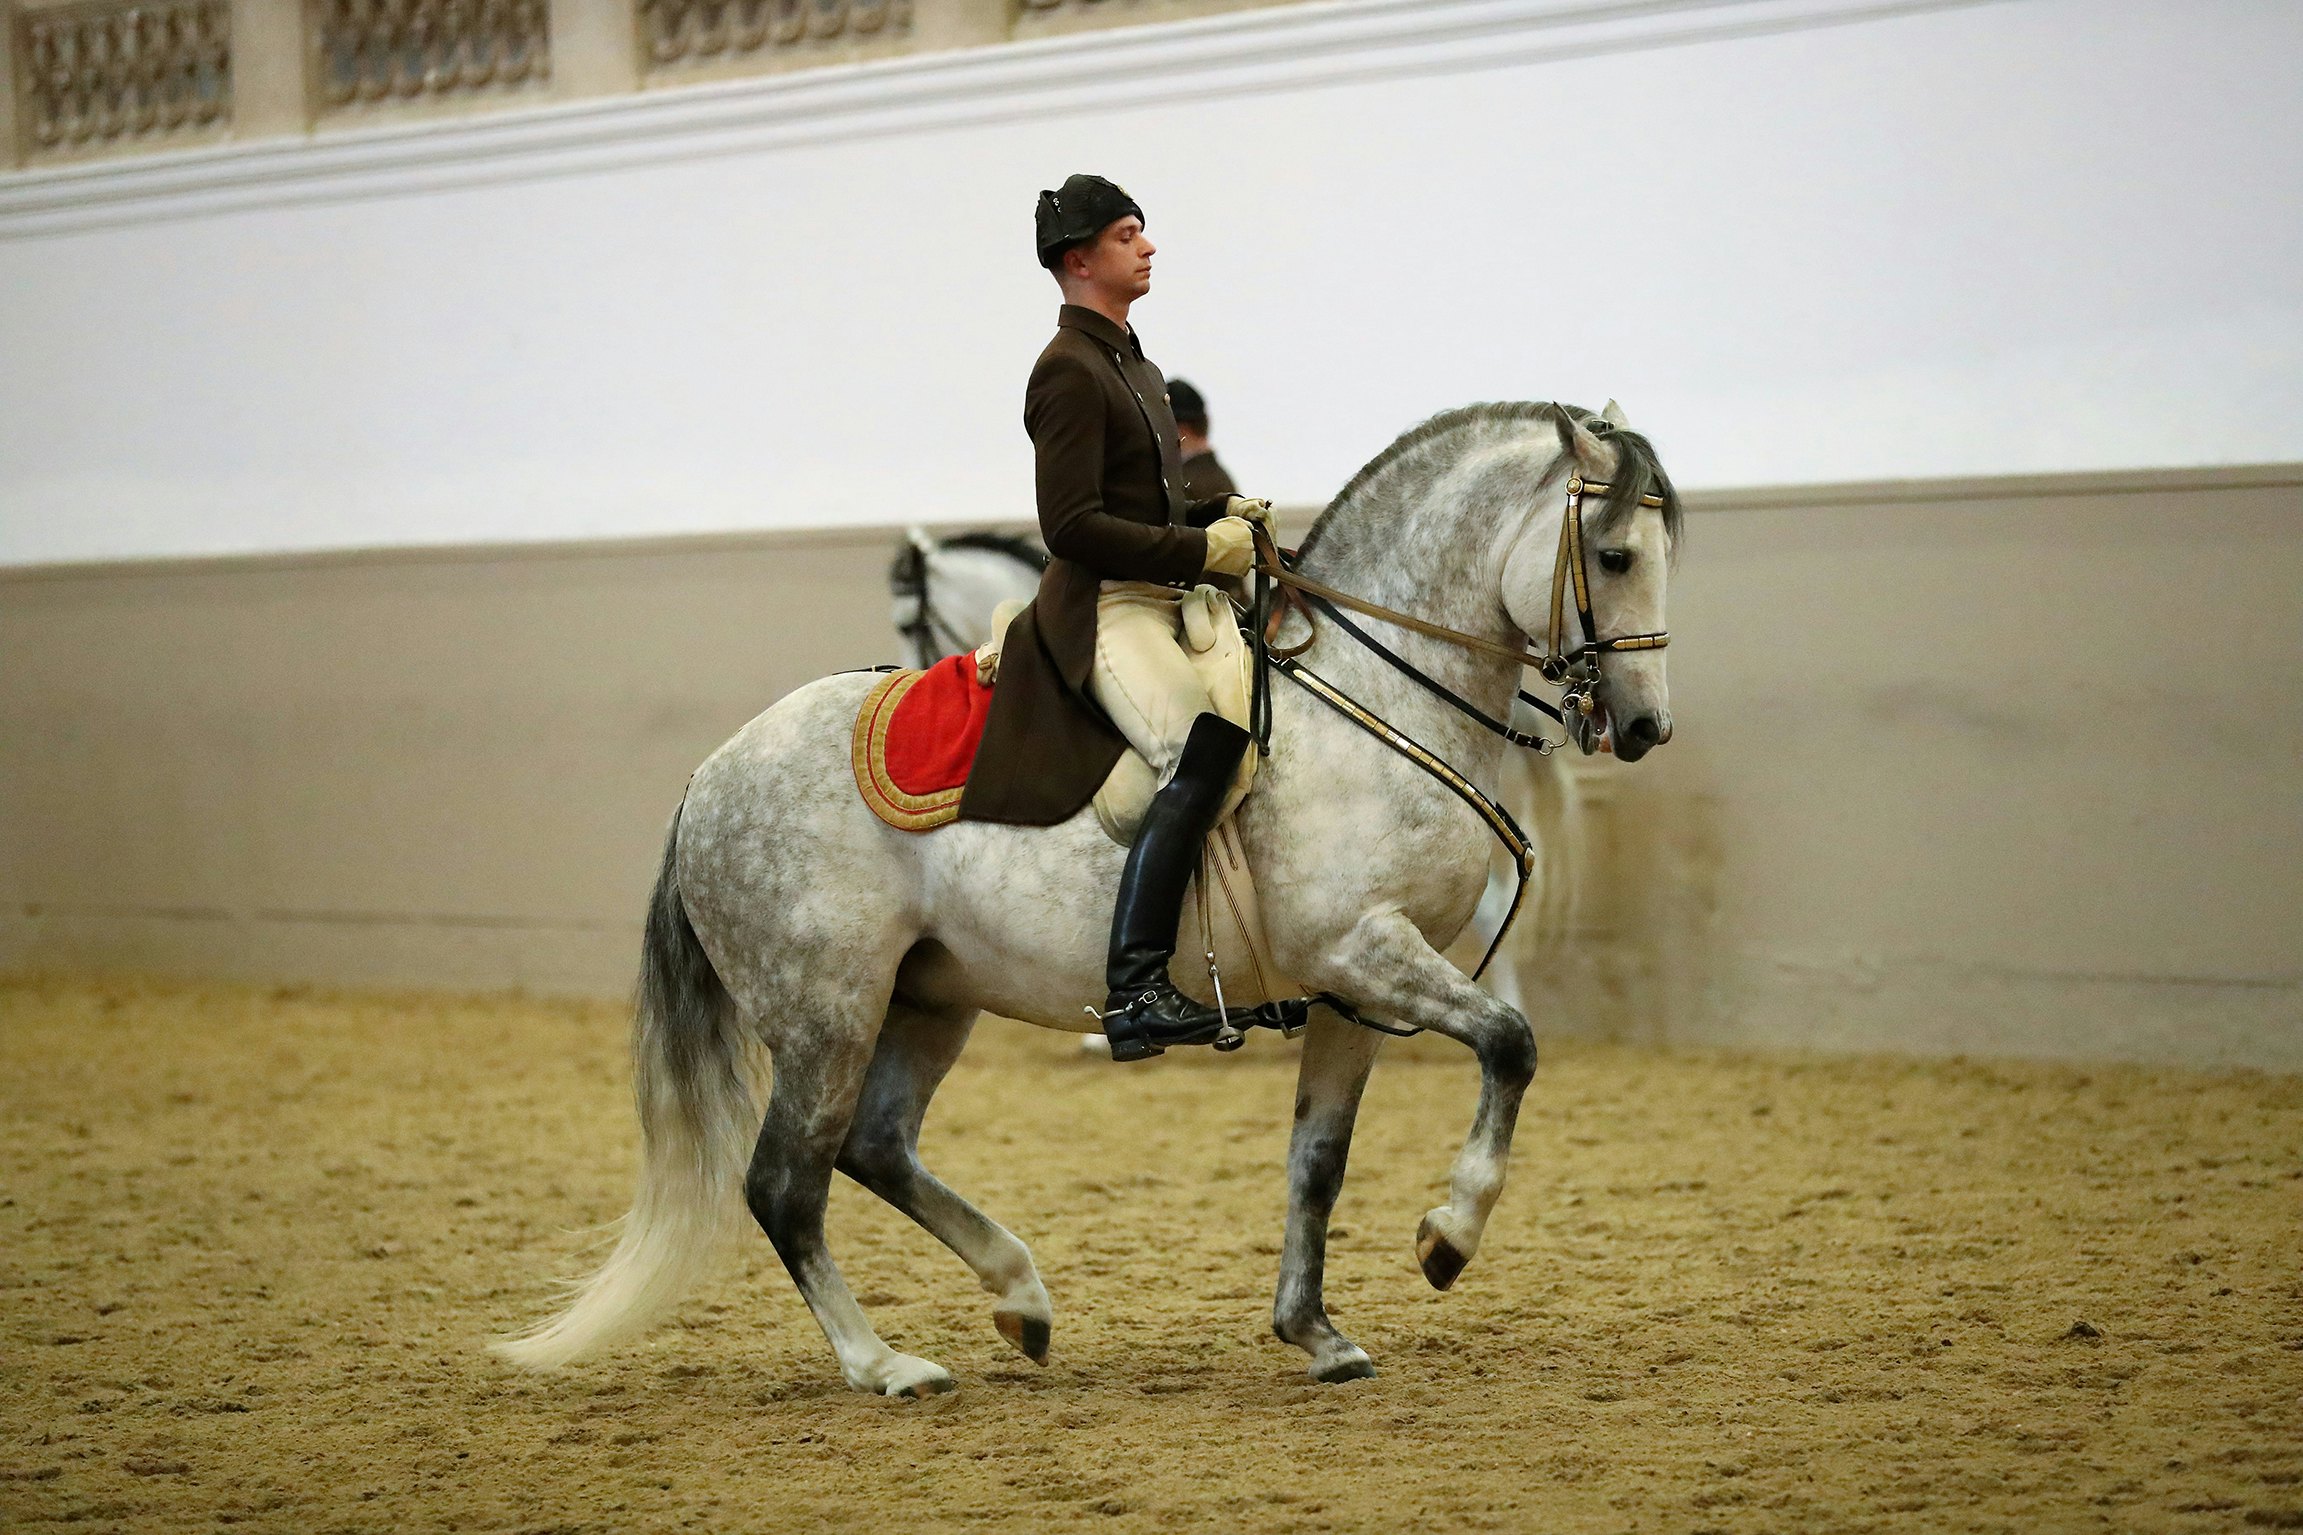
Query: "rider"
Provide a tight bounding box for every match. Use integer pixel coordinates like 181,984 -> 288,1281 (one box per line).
959,173 -> 1273,1062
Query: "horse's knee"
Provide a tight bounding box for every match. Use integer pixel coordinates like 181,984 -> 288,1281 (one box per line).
1288,1127 -> 1352,1213
1482,1013 -> 1537,1088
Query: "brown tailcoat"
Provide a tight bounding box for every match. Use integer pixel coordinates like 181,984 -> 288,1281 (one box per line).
957,305 -> 1229,826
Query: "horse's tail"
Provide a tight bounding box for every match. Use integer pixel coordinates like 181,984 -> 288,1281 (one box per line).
493,803 -> 756,1370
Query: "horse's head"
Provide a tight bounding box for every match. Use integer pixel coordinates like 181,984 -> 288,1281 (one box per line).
1500,402 -> 1680,762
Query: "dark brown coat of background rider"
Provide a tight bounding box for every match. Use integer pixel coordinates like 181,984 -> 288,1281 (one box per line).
957,305 -> 1231,826
1180,449 -> 1237,503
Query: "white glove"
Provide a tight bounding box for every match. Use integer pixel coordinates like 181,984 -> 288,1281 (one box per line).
1225,495 -> 1275,527
1202,516 -> 1257,578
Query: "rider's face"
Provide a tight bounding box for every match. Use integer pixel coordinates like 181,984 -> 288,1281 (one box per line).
1067,217 -> 1155,302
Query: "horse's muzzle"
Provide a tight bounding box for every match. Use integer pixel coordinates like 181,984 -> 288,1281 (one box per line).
1612,712 -> 1671,762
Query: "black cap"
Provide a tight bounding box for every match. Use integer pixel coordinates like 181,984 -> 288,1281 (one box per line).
1035,174 -> 1144,270
1166,378 -> 1207,430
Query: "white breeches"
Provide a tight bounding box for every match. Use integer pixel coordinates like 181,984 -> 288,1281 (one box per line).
1090,582 -> 1218,783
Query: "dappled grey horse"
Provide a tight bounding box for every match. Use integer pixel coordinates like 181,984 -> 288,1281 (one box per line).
498,402 -> 1679,1394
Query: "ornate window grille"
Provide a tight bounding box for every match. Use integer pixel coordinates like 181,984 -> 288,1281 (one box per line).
15,0 -> 232,159
642,0 -> 910,76
311,0 -> 551,115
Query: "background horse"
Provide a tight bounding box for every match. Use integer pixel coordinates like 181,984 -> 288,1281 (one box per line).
886,528 -> 1048,671
498,402 -> 1678,1395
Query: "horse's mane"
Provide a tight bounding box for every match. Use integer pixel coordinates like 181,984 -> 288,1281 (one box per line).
1299,401 -> 1682,558
937,530 -> 1050,571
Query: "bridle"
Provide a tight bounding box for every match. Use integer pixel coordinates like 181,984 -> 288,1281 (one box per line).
1249,472 -> 1669,758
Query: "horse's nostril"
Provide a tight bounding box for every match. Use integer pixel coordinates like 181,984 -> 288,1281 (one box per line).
1625,715 -> 1661,747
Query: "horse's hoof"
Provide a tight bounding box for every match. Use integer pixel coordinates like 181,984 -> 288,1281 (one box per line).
1416,1215 -> 1469,1292
995,1309 -> 1051,1366
868,1355 -> 954,1398
1310,1349 -> 1377,1384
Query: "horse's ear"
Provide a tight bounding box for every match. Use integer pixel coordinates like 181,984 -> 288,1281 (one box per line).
1599,399 -> 1630,429
1553,409 -> 1612,477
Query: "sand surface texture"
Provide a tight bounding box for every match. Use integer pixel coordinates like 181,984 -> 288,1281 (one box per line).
3,977 -> 2300,1532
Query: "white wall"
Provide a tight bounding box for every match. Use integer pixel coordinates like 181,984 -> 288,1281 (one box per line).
3,0 -> 2299,566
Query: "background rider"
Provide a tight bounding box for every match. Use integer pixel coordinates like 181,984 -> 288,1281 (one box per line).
1166,378 -> 1238,503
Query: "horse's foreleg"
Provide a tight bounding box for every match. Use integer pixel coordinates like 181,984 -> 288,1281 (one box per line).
746,1022 -> 954,1398
836,1002 -> 1054,1366
1272,1007 -> 1383,1382
1313,910 -> 1538,1292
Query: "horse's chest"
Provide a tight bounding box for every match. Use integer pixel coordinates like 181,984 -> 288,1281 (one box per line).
1254,755 -> 1496,938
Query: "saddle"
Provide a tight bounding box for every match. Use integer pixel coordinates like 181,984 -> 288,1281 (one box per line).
850,587 -> 1296,1009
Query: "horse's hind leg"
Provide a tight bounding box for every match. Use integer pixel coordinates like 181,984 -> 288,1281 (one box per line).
837,1002 -> 1054,1366
1273,1006 -> 1384,1382
746,1016 -> 953,1398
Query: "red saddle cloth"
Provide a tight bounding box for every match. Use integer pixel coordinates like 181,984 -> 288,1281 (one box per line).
851,653 -> 995,831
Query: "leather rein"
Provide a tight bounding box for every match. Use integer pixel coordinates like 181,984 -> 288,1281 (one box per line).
1242,474 -> 1668,990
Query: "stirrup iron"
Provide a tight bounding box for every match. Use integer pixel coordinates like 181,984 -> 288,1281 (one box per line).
1205,947 -> 1246,1053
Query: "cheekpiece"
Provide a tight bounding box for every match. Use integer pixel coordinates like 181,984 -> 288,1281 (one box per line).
1035,174 -> 1144,269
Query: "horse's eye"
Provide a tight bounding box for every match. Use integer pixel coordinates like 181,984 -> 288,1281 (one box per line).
1599,549 -> 1634,575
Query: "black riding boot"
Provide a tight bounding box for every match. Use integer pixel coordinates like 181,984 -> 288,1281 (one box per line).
1101,713 -> 1253,1062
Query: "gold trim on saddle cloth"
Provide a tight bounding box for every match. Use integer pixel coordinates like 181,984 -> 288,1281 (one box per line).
851,669 -> 966,832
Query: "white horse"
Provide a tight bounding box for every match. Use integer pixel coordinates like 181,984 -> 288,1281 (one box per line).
497,402 -> 1678,1395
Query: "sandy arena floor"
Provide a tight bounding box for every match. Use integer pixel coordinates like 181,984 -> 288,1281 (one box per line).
2,977 -> 2299,1533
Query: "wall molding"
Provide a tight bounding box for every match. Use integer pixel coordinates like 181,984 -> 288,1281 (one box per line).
3,460 -> 2292,583
1690,461 -> 2303,513
0,0 -> 2007,239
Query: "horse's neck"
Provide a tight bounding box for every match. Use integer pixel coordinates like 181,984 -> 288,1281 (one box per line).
1289,446 -> 1552,785
933,548 -> 1043,653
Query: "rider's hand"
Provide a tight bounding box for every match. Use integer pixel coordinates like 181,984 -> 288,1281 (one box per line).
1224,496 -> 1275,527
1202,517 -> 1258,578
